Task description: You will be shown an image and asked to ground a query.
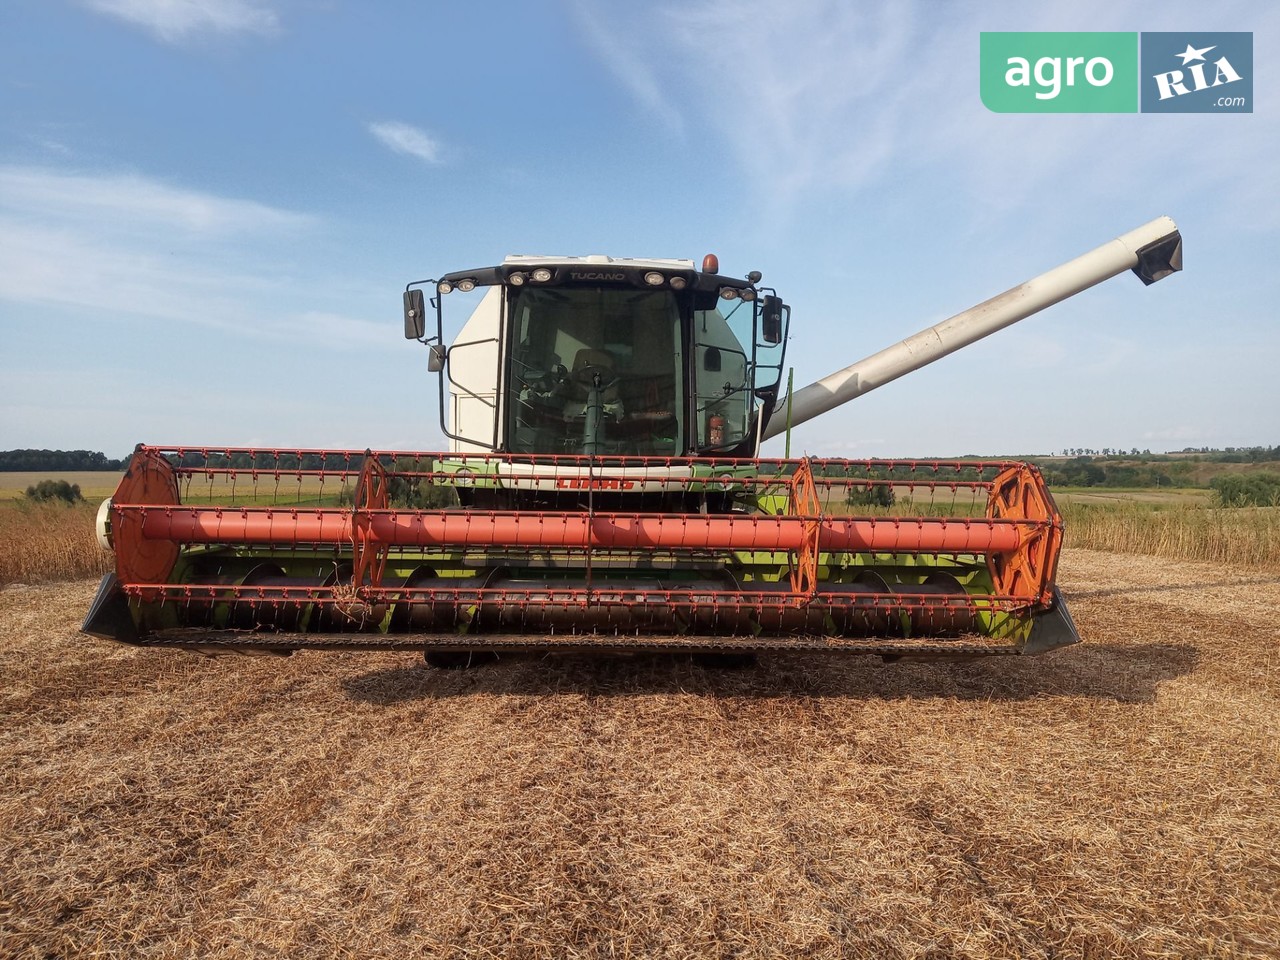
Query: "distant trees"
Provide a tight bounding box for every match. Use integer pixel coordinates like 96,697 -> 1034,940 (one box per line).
335,471 -> 457,509
845,484 -> 895,508
24,479 -> 84,504
1207,445 -> 1280,464
1173,445 -> 1280,462
0,450 -> 124,471
1038,457 -> 1171,488
1056,445 -> 1278,462
1211,473 -> 1280,508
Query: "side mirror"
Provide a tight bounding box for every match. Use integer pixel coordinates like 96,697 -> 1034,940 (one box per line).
404,289 -> 426,340
703,346 -> 722,372
761,296 -> 784,344
427,343 -> 447,372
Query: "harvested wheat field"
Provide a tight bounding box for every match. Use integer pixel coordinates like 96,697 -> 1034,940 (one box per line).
2,549 -> 1278,959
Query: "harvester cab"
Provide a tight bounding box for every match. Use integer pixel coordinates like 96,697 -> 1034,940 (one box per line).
403,254 -> 790,460
85,219 -> 1182,662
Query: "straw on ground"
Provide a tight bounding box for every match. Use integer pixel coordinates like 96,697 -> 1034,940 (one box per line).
1,549 -> 1277,958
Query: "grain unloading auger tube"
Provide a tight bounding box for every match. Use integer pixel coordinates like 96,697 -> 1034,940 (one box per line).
84,447 -> 1076,656
83,216 -> 1181,659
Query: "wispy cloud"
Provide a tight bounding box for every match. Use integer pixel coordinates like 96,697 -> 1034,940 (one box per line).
0,166 -> 311,331
27,135 -> 71,156
368,121 -> 443,164
566,0 -> 684,135
0,166 -> 363,343
0,167 -> 311,235
568,0 -> 1279,230
81,0 -> 279,43
555,0 -> 1278,457
566,1 -> 912,202
0,216 -> 275,328
672,2 -> 914,199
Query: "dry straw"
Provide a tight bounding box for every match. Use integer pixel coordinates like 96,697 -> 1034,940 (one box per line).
1,551 -> 1277,958
0,501 -> 112,585
1061,501 -> 1280,570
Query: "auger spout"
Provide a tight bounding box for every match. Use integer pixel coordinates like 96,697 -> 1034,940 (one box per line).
763,216 -> 1182,440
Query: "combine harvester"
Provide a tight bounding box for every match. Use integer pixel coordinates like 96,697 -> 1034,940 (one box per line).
84,218 -> 1181,663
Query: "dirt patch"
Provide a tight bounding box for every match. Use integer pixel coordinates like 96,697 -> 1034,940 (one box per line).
2,550 -> 1277,958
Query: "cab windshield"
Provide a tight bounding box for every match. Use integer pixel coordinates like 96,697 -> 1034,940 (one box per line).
507,287 -> 683,455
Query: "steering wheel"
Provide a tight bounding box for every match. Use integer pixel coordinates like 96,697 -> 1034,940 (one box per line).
571,364 -> 618,389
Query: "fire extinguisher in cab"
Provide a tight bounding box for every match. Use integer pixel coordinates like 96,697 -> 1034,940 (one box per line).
708,412 -> 725,445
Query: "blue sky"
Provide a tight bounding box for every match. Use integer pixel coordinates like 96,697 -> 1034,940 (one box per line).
1,0 -> 1275,459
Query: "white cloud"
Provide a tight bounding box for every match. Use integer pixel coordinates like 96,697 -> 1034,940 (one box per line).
671,2 -> 914,201
0,216 -> 272,328
28,136 -> 71,156
0,166 -> 313,333
0,167 -> 311,235
368,121 -> 443,164
566,0 -> 684,135
0,166 -> 357,343
568,0 -> 1279,230
567,1 -> 912,205
82,0 -> 278,42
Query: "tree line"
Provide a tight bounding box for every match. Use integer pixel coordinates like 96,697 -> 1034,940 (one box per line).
1211,473 -> 1280,508
0,449 -> 126,471
1055,445 -> 1280,463
1033,457 -> 1177,489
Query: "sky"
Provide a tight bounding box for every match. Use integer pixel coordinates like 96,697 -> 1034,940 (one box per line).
1,0 -> 1275,460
